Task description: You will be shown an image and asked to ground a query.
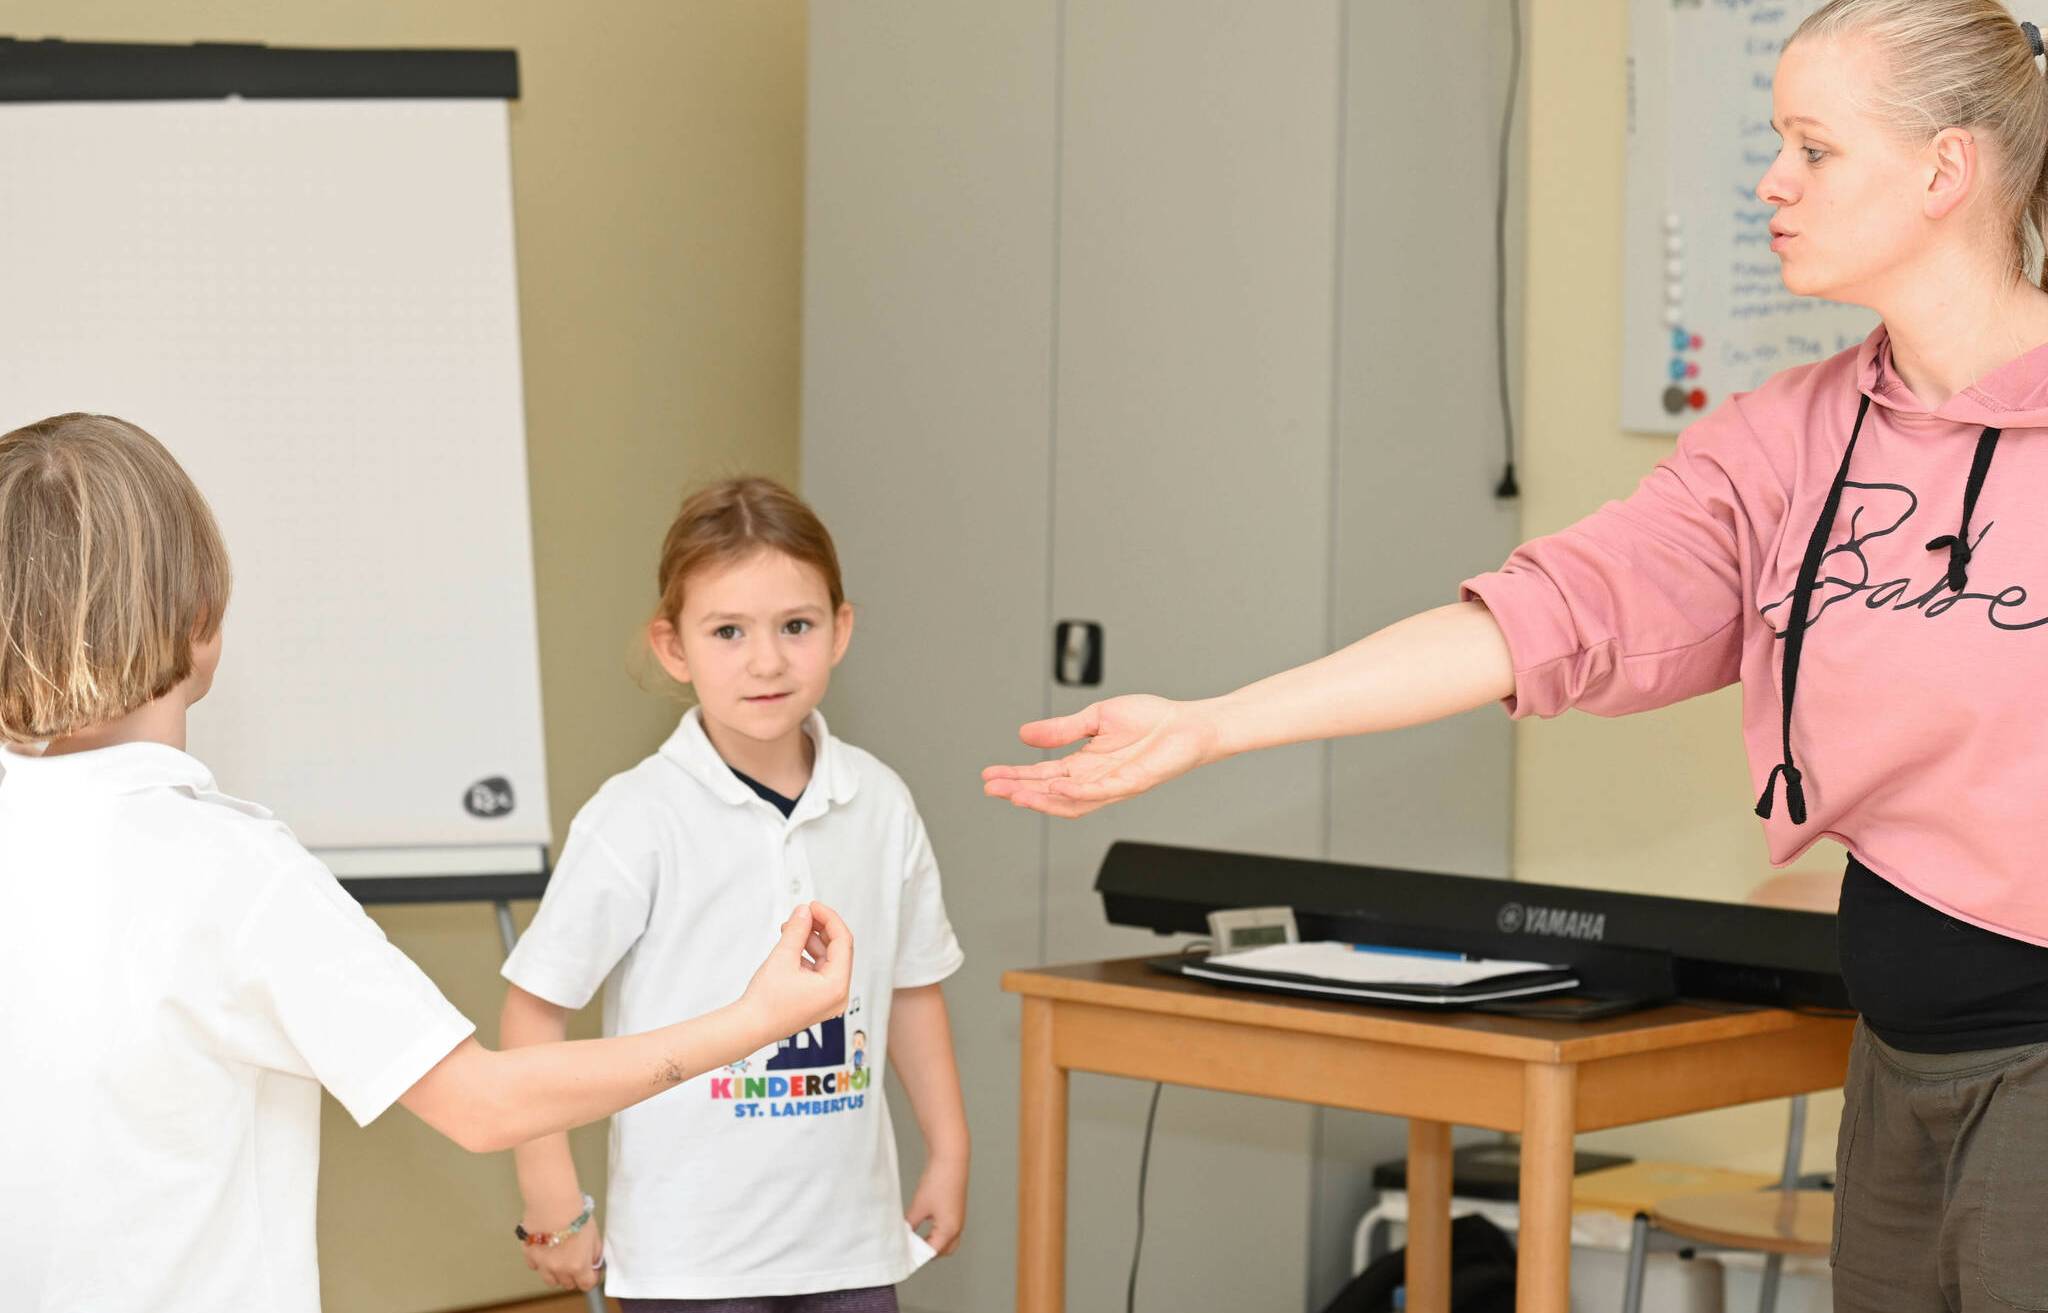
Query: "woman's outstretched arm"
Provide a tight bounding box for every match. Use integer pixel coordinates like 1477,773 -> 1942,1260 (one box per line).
982,601 -> 1513,818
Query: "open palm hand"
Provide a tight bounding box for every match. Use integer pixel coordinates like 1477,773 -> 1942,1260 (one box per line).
981,695 -> 1220,818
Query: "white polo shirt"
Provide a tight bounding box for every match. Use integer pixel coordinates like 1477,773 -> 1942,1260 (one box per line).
0,743 -> 476,1313
501,708 -> 963,1300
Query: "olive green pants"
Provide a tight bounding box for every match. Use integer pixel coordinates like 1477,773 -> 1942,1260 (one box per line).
1833,1023 -> 2048,1311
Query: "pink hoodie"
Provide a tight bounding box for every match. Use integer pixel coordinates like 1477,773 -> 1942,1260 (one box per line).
1463,326 -> 2048,945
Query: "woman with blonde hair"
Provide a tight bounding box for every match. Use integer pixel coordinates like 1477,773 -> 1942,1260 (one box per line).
987,3 -> 2048,1306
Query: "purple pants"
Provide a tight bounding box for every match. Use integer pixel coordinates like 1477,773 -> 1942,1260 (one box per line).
619,1288 -> 898,1313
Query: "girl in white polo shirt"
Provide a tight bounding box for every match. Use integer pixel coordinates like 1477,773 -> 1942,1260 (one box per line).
500,477 -> 968,1312
0,414 -> 854,1313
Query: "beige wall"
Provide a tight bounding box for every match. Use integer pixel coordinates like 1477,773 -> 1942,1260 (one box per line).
5,3 -> 806,1309
1520,0 -> 1843,1175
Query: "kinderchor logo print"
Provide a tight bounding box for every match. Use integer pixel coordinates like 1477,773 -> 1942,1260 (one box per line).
709,1013 -> 873,1121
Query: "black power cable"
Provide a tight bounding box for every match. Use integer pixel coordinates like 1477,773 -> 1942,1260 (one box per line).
1126,1081 -> 1166,1313
1494,0 -> 1525,499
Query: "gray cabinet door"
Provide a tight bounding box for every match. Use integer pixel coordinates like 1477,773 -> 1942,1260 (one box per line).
1328,0 -> 1518,880
803,3 -> 1521,1310
802,3 -> 1061,1309
1043,2 -> 1343,1308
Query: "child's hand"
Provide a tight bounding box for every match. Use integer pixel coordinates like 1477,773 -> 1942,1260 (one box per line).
742,901 -> 853,1036
521,1218 -> 603,1292
906,1153 -> 968,1256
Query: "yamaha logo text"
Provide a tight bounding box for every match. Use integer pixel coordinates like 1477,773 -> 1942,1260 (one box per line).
1496,901 -> 1606,942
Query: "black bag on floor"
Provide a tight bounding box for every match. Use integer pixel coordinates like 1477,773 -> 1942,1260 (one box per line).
1317,1213 -> 1518,1313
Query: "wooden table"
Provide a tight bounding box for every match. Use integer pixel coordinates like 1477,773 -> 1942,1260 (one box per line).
1003,958 -> 1852,1313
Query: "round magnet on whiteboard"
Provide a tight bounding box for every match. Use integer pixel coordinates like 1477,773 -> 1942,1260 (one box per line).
1665,212 -> 1682,231
1667,282 -> 1685,303
1689,334 -> 1703,350
1686,362 -> 1699,378
1664,307 -> 1684,326
1669,358 -> 1686,380
1666,259 -> 1685,279
1671,328 -> 1688,351
1663,386 -> 1688,414
1688,388 -> 1708,409
1666,235 -> 1684,256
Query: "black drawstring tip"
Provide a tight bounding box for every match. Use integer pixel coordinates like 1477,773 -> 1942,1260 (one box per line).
1756,763 -> 1807,825
1925,534 -> 1971,592
1495,462 -> 1520,500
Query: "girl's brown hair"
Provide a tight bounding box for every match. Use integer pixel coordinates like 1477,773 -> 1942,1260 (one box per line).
0,413 -> 232,743
654,476 -> 845,623
1793,0 -> 2048,286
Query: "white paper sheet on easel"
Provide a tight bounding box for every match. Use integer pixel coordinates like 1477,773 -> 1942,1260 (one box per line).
0,100 -> 549,870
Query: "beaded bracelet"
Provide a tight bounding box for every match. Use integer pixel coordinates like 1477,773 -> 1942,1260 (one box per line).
514,1194 -> 595,1249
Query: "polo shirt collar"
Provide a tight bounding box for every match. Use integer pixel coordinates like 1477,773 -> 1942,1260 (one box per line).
0,740 -> 214,795
657,706 -> 859,813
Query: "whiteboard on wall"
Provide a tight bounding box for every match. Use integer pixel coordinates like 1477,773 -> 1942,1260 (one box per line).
1621,0 -> 1877,434
0,98 -> 551,884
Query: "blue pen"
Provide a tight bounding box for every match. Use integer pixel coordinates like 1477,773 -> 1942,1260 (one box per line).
1351,942 -> 1468,962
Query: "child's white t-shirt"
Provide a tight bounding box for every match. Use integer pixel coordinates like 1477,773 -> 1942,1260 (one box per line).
0,743 -> 476,1313
501,709 -> 964,1300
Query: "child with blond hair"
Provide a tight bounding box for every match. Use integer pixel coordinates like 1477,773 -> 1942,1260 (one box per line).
0,413 -> 854,1313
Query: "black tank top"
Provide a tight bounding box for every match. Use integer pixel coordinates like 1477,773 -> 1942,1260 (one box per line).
1838,856 -> 2048,1052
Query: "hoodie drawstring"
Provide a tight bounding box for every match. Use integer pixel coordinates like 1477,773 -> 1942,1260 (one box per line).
1924,425 -> 2003,592
1755,396 -> 2004,825
1756,395 -> 1870,825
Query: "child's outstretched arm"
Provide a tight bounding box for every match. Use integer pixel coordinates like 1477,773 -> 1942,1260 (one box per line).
891,982 -> 969,1255
401,901 -> 850,1155
500,986 -> 604,1291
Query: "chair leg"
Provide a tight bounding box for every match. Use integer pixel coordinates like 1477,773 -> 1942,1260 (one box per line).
1780,1095 -> 1809,1189
1757,1250 -> 1784,1313
1621,1211 -> 1650,1313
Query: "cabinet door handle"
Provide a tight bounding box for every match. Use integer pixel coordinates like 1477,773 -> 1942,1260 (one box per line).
1054,620 -> 1103,687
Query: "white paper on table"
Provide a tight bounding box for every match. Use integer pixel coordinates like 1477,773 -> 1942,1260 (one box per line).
1206,940 -> 1565,987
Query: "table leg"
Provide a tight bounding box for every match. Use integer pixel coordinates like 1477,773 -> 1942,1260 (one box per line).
1405,1119 -> 1454,1313
1517,1062 -> 1578,1313
1018,997 -> 1068,1313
